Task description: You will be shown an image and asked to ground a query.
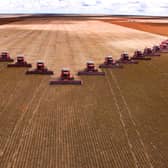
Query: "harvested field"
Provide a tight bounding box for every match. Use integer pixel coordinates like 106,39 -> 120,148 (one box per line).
0,16 -> 168,168
103,17 -> 168,36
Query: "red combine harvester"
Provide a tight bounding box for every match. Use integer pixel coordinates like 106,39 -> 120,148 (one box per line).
26,61 -> 53,75
132,50 -> 151,60
78,61 -> 105,76
50,68 -> 82,85
160,43 -> 168,53
8,56 -> 32,67
117,52 -> 138,64
0,51 -> 14,62
152,45 -> 161,55
161,40 -> 168,45
99,56 -> 123,68
143,47 -> 160,56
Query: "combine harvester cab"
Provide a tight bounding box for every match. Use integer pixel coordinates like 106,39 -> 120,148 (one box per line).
117,52 -> 138,64
143,47 -> 160,56
8,56 -> 32,67
0,51 -> 14,62
131,50 -> 151,60
50,68 -> 82,85
26,61 -> 54,75
160,43 -> 168,53
99,56 -> 123,68
78,61 -> 105,76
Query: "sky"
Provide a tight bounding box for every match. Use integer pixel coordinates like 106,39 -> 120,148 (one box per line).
0,0 -> 168,16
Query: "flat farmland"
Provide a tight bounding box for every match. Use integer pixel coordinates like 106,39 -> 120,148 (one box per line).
0,16 -> 168,168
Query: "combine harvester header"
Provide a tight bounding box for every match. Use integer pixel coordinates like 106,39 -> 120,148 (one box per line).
117,52 -> 138,64
26,61 -> 54,75
8,56 -> 32,67
78,61 -> 105,76
50,68 -> 82,85
0,51 -> 14,62
99,56 -> 123,69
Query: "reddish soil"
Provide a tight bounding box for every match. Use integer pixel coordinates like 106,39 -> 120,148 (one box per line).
102,19 -> 168,36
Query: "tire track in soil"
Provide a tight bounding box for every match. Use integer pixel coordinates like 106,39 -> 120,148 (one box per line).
106,71 -> 153,168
